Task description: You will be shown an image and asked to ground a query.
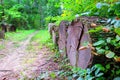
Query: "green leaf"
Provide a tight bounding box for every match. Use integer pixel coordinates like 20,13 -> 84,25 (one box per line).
115,28 -> 120,35
94,64 -> 105,71
106,37 -> 111,43
93,40 -> 105,46
116,35 -> 120,41
96,73 -> 104,77
113,77 -> 120,80
77,77 -> 84,80
116,70 -> 120,75
114,20 -> 120,28
95,69 -> 100,76
105,64 -> 110,69
88,26 -> 102,33
111,19 -> 116,24
106,51 -> 115,58
87,68 -> 92,74
97,49 -> 105,54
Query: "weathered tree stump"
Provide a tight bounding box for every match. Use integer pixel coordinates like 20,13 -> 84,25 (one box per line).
48,23 -> 59,45
66,18 -> 93,68
1,23 -> 7,32
58,21 -> 69,57
0,31 -> 5,39
77,23 -> 93,69
48,23 -> 56,37
67,19 -> 84,66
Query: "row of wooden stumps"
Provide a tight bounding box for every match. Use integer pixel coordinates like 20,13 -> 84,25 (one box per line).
48,16 -> 104,69
0,23 -> 16,39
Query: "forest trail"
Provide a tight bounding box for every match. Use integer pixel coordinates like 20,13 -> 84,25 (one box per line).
0,31 -> 58,80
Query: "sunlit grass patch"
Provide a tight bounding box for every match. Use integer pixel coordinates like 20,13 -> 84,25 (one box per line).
5,30 -> 35,42
31,30 -> 50,45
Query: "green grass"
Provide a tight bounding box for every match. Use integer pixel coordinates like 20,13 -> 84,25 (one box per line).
31,30 -> 50,44
31,30 -> 55,50
5,30 -> 35,42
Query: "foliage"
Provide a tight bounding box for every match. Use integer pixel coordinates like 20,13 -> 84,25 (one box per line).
4,4 -> 28,29
0,0 -> 45,29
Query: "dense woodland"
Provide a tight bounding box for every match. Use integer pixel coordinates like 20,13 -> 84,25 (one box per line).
0,0 -> 120,80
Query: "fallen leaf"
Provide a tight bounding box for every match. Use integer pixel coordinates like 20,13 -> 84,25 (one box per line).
92,51 -> 99,56
114,57 -> 120,62
79,46 -> 88,50
91,23 -> 97,28
102,28 -> 110,32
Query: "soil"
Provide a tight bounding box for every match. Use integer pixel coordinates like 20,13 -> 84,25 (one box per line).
0,31 -> 58,80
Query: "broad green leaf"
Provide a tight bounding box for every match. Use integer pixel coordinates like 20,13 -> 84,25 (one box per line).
93,40 -> 105,46
97,49 -> 105,54
106,51 -> 115,58
114,28 -> 120,35
116,35 -> 120,41
106,37 -> 111,43
94,64 -> 105,71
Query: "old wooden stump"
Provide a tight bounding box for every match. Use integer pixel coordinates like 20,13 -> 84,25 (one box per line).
58,21 -> 69,57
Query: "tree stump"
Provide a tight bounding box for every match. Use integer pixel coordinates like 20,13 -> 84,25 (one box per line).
58,21 -> 69,57
48,23 -> 59,45
1,23 -> 7,32
67,20 -> 84,66
0,31 -> 5,39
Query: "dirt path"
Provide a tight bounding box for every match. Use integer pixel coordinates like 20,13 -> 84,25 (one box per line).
0,31 -> 58,80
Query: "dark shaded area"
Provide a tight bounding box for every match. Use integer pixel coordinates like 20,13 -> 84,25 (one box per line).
9,24 -> 16,32
0,23 -> 16,32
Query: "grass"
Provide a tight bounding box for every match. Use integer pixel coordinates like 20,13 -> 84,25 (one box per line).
31,29 -> 56,52
31,30 -> 50,44
5,30 -> 35,42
